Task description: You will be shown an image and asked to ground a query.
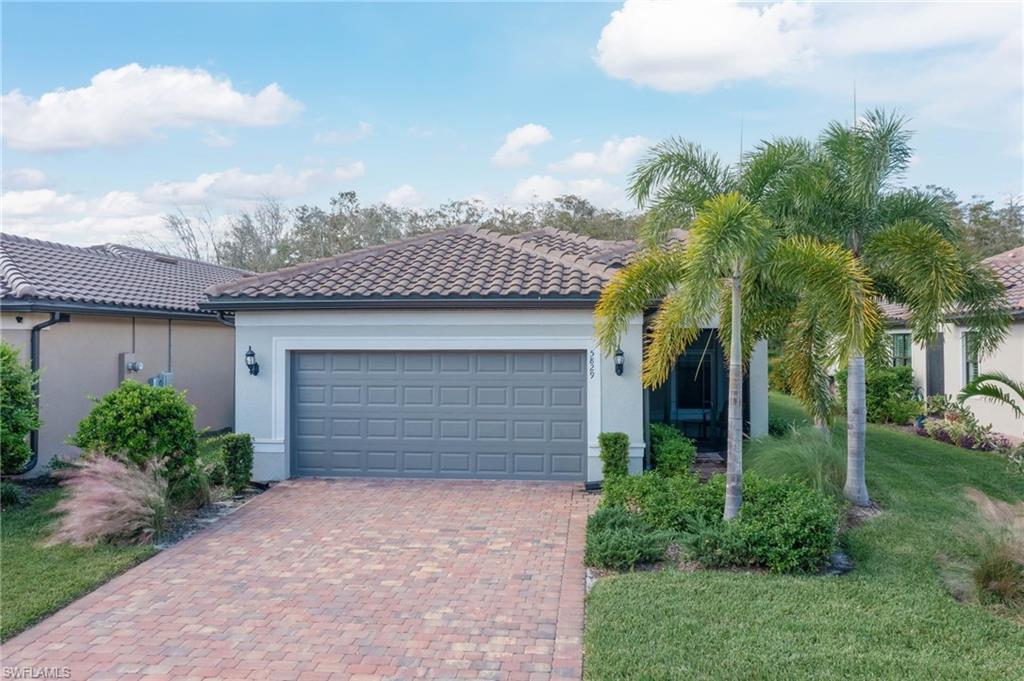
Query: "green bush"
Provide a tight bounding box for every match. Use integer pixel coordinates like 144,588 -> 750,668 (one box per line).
1,481 -> 28,509
71,381 -> 198,482
767,416 -> 792,438
168,459 -> 211,509
837,365 -> 917,424
746,429 -> 846,501
198,435 -> 229,487
768,355 -> 791,393
598,432 -> 630,479
681,474 -> 839,573
602,470 -> 838,574
584,506 -> 677,570
656,438 -> 696,477
648,422 -> 696,477
221,433 -> 254,494
0,341 -> 40,475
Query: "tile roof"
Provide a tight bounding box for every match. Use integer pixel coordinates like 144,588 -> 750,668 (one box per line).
0,233 -> 249,315
204,225 -> 618,305
882,245 -> 1024,323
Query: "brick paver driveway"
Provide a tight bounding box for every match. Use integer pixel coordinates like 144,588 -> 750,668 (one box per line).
2,479 -> 595,681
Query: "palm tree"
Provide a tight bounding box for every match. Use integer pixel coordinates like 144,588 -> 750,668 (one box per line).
596,139 -> 878,519
959,372 -> 1024,419
785,110 -> 1010,506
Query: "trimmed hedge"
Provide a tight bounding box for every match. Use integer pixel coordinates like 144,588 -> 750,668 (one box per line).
836,365 -> 919,424
585,506 -> 677,570
221,433 -> 254,494
599,432 -> 630,479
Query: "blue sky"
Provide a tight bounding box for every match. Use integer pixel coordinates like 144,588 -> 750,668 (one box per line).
3,1 -> 1022,246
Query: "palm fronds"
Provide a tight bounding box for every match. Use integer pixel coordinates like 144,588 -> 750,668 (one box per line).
959,372 -> 1024,418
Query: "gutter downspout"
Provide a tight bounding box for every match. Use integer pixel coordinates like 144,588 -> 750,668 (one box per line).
24,312 -> 71,474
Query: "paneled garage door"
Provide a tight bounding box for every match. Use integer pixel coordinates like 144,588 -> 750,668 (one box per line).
290,350 -> 587,480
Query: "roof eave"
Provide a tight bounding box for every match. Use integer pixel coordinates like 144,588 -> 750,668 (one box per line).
199,294 -> 600,312
1,299 -> 226,322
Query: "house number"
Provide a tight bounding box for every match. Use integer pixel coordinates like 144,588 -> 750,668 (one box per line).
588,349 -> 596,379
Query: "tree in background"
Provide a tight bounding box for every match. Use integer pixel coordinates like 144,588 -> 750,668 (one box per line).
155,193 -> 644,272
929,186 -> 1024,259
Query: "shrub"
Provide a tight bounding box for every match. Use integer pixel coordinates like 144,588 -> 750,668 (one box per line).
198,435 -> 228,487
768,416 -> 792,438
584,506 -> 677,570
598,432 -> 630,479
221,433 -> 254,494
48,455 -> 168,546
0,341 -> 40,475
169,459 -> 212,509
768,355 -> 791,393
602,471 -> 720,531
71,381 -> 198,482
0,481 -> 28,509
681,473 -> 839,573
837,365 -> 916,424
746,429 -> 846,501
966,487 -> 1024,609
656,438 -> 696,477
648,422 -> 696,477
880,397 -> 922,426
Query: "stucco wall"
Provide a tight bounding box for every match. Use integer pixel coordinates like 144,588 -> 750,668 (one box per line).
0,312 -> 235,475
890,322 -> 1023,437
233,308 -> 646,483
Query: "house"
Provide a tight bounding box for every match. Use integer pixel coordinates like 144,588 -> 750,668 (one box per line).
0,233 -> 247,475
883,246 -> 1024,436
201,225 -> 769,484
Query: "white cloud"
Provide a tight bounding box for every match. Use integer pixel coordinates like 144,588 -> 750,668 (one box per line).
594,0 -> 1022,126
509,175 -> 623,208
549,135 -> 650,174
3,168 -> 49,190
491,123 -> 554,167
385,184 -> 424,208
142,166 -> 322,204
2,63 -> 303,151
2,189 -> 79,216
313,121 -> 374,144
333,161 -> 366,181
202,130 -> 235,148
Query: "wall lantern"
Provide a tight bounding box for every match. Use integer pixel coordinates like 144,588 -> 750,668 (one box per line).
614,348 -> 625,376
244,346 -> 260,376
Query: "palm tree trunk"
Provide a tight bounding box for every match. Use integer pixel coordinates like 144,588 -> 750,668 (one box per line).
844,353 -> 870,506
724,264 -> 744,520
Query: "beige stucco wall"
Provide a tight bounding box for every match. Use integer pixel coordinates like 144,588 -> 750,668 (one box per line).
0,311 -> 235,475
891,321 -> 1024,437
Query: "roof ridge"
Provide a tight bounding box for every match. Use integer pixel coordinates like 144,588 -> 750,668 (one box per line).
204,226 -> 469,298
466,225 -> 616,279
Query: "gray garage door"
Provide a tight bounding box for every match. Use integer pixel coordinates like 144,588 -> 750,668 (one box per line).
290,350 -> 587,480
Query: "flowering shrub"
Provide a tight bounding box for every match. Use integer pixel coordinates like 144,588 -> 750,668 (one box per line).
48,455 -> 168,546
918,411 -> 1020,474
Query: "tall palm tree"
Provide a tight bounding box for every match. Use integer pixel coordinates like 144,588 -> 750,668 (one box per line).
785,110 -> 1010,506
596,139 -> 878,519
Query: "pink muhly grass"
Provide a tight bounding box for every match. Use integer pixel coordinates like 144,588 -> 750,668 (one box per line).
47,454 -> 168,547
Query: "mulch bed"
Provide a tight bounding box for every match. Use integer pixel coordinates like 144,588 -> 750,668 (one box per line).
155,484 -> 271,549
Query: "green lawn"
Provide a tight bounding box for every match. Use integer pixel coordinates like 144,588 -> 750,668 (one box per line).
0,489 -> 155,641
584,393 -> 1024,680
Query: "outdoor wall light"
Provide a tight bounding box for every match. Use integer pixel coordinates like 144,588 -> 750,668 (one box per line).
244,346 -> 260,376
614,348 -> 625,376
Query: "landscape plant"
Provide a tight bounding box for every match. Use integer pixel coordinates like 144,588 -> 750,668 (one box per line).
220,433 -> 254,494
71,381 -> 198,483
0,341 -> 40,475
745,428 -> 846,501
597,138 -> 878,518
584,506 -> 678,571
0,482 -> 28,510
598,432 -> 630,479
648,422 -> 696,477
836,365 -> 918,424
48,455 -> 168,546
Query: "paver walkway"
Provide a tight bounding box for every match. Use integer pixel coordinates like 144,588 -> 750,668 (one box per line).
2,479 -> 596,680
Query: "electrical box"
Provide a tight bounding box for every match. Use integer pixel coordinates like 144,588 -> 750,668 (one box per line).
147,371 -> 174,387
118,353 -> 144,382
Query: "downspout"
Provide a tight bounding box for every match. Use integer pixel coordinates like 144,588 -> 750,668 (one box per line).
23,312 -> 71,474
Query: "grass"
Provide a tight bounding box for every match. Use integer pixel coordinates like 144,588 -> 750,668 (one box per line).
0,488 -> 155,641
584,393 -> 1024,680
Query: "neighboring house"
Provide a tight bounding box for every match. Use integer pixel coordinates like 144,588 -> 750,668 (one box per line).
202,225 -> 768,485
0,233 -> 248,475
883,246 -> 1024,436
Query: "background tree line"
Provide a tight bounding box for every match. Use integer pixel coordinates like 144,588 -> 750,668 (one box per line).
155,193 -> 645,272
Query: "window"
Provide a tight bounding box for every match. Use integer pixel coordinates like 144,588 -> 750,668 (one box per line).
963,332 -> 980,383
891,333 -> 912,367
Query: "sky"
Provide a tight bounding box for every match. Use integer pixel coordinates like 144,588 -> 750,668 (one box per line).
2,1 -> 1022,247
